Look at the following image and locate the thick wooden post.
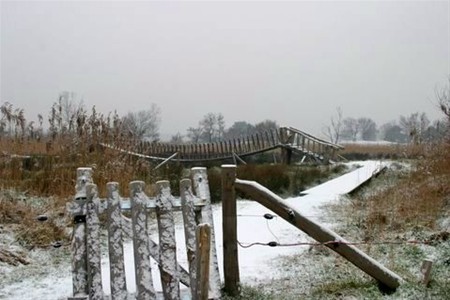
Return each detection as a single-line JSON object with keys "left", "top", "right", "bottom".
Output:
{"left": 106, "top": 182, "right": 127, "bottom": 300}
{"left": 196, "top": 224, "right": 211, "bottom": 300}
{"left": 221, "top": 165, "right": 240, "bottom": 296}
{"left": 71, "top": 167, "right": 92, "bottom": 298}
{"left": 191, "top": 167, "right": 221, "bottom": 299}
{"left": 156, "top": 181, "right": 180, "bottom": 300}
{"left": 86, "top": 184, "right": 103, "bottom": 300}
{"left": 180, "top": 179, "right": 198, "bottom": 298}
{"left": 130, "top": 181, "right": 156, "bottom": 300}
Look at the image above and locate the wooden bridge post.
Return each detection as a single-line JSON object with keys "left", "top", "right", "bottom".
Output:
{"left": 279, "top": 127, "right": 292, "bottom": 165}
{"left": 221, "top": 165, "right": 240, "bottom": 296}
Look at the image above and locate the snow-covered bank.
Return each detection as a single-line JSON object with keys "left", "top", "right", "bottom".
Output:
{"left": 0, "top": 161, "right": 386, "bottom": 299}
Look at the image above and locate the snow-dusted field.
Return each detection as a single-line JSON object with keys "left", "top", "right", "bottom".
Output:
{"left": 0, "top": 161, "right": 386, "bottom": 299}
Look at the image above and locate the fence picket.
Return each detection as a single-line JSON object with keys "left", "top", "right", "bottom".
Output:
{"left": 86, "top": 184, "right": 103, "bottom": 300}
{"left": 130, "top": 181, "right": 156, "bottom": 299}
{"left": 156, "top": 181, "right": 181, "bottom": 300}
{"left": 107, "top": 182, "right": 127, "bottom": 300}
{"left": 180, "top": 179, "right": 198, "bottom": 298}
{"left": 72, "top": 167, "right": 92, "bottom": 297}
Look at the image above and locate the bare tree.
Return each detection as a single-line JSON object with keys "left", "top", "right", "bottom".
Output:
{"left": 200, "top": 113, "right": 218, "bottom": 143}
{"left": 170, "top": 132, "right": 184, "bottom": 144}
{"left": 225, "top": 121, "right": 256, "bottom": 139}
{"left": 400, "top": 112, "right": 430, "bottom": 144}
{"left": 122, "top": 103, "right": 161, "bottom": 141}
{"left": 254, "top": 119, "right": 279, "bottom": 133}
{"left": 59, "top": 91, "right": 84, "bottom": 133}
{"left": 358, "top": 117, "right": 377, "bottom": 141}
{"left": 188, "top": 112, "right": 226, "bottom": 143}
{"left": 380, "top": 121, "right": 407, "bottom": 143}
{"left": 187, "top": 126, "right": 203, "bottom": 143}
{"left": 341, "top": 117, "right": 359, "bottom": 141}
{"left": 217, "top": 113, "right": 226, "bottom": 140}
{"left": 323, "top": 107, "right": 343, "bottom": 144}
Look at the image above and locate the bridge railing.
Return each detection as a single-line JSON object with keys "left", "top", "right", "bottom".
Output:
{"left": 103, "top": 126, "right": 343, "bottom": 164}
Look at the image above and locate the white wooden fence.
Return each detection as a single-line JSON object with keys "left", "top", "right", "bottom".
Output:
{"left": 67, "top": 167, "right": 220, "bottom": 300}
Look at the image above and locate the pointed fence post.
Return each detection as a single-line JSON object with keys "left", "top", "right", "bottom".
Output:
{"left": 86, "top": 183, "right": 103, "bottom": 300}
{"left": 155, "top": 181, "right": 180, "bottom": 300}
{"left": 130, "top": 181, "right": 156, "bottom": 299}
{"left": 71, "top": 167, "right": 92, "bottom": 298}
{"left": 221, "top": 165, "right": 240, "bottom": 296}
{"left": 107, "top": 182, "right": 127, "bottom": 300}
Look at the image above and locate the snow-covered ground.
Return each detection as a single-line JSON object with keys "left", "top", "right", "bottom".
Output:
{"left": 0, "top": 161, "right": 386, "bottom": 299}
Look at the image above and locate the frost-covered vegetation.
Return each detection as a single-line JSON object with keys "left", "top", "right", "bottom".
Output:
{"left": 1, "top": 89, "right": 450, "bottom": 298}
{"left": 225, "top": 142, "right": 449, "bottom": 299}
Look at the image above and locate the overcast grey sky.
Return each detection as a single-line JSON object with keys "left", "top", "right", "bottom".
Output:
{"left": 1, "top": 0, "right": 449, "bottom": 138}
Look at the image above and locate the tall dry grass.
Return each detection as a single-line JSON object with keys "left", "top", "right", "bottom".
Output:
{"left": 358, "top": 140, "right": 450, "bottom": 240}
{"left": 0, "top": 103, "right": 167, "bottom": 248}
{"left": 340, "top": 142, "right": 429, "bottom": 161}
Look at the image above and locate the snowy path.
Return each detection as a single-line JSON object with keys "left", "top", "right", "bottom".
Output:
{"left": 0, "top": 161, "right": 386, "bottom": 299}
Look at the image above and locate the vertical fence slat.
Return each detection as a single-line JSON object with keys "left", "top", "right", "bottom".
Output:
{"left": 107, "top": 182, "right": 127, "bottom": 300}
{"left": 86, "top": 183, "right": 104, "bottom": 300}
{"left": 196, "top": 224, "right": 211, "bottom": 300}
{"left": 180, "top": 179, "right": 198, "bottom": 298}
{"left": 221, "top": 165, "right": 240, "bottom": 296}
{"left": 191, "top": 167, "right": 221, "bottom": 299}
{"left": 130, "top": 181, "right": 156, "bottom": 300}
{"left": 156, "top": 181, "right": 180, "bottom": 300}
{"left": 72, "top": 167, "right": 92, "bottom": 297}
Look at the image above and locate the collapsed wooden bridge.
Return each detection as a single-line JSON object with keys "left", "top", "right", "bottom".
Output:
{"left": 103, "top": 126, "right": 343, "bottom": 165}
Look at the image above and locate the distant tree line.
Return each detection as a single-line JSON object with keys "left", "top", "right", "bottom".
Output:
{"left": 2, "top": 75, "right": 449, "bottom": 146}
{"left": 172, "top": 113, "right": 279, "bottom": 144}
{"left": 336, "top": 112, "right": 446, "bottom": 144}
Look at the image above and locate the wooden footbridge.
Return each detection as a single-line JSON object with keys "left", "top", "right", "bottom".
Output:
{"left": 102, "top": 126, "right": 343, "bottom": 165}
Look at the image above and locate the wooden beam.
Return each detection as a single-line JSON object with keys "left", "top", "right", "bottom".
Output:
{"left": 153, "top": 152, "right": 179, "bottom": 170}
{"left": 234, "top": 179, "right": 403, "bottom": 290}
